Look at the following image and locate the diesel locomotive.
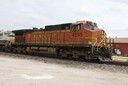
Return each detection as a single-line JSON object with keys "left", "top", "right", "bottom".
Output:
{"left": 1, "top": 21, "right": 113, "bottom": 62}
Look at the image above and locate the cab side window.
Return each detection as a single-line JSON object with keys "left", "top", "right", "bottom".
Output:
{"left": 71, "top": 24, "right": 81, "bottom": 30}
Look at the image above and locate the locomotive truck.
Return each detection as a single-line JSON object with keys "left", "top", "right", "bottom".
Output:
{"left": 1, "top": 21, "right": 112, "bottom": 62}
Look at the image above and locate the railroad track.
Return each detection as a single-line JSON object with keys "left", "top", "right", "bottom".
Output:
{"left": 106, "top": 61, "right": 128, "bottom": 66}
{"left": 0, "top": 51, "right": 128, "bottom": 74}
{"left": 0, "top": 51, "right": 128, "bottom": 66}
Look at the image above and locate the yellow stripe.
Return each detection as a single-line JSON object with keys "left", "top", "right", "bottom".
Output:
{"left": 26, "top": 42, "right": 88, "bottom": 45}
{"left": 85, "top": 36, "right": 97, "bottom": 39}
{"left": 32, "top": 30, "right": 70, "bottom": 34}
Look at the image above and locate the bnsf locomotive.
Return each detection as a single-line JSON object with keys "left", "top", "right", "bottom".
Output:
{"left": 1, "top": 21, "right": 112, "bottom": 62}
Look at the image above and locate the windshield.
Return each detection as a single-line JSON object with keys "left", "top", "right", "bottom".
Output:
{"left": 84, "top": 22, "right": 99, "bottom": 30}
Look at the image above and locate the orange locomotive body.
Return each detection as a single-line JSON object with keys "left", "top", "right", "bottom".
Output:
{"left": 12, "top": 21, "right": 112, "bottom": 61}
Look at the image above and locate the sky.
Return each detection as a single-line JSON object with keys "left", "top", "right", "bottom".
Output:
{"left": 0, "top": 0, "right": 128, "bottom": 37}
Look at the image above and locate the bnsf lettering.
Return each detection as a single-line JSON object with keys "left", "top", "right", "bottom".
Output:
{"left": 33, "top": 33, "right": 51, "bottom": 42}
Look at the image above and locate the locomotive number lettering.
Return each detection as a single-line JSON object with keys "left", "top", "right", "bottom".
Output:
{"left": 72, "top": 33, "right": 82, "bottom": 37}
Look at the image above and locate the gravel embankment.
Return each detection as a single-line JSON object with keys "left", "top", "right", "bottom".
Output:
{"left": 0, "top": 52, "right": 128, "bottom": 74}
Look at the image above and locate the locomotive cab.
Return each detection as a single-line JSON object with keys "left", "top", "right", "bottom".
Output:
{"left": 85, "top": 21, "right": 111, "bottom": 61}
{"left": 70, "top": 21, "right": 112, "bottom": 61}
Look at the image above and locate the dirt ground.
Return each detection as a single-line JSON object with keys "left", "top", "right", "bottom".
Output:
{"left": 0, "top": 53, "right": 128, "bottom": 85}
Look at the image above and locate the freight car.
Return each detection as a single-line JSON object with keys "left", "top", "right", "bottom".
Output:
{"left": 5, "top": 21, "right": 112, "bottom": 62}
{"left": 0, "top": 31, "right": 14, "bottom": 51}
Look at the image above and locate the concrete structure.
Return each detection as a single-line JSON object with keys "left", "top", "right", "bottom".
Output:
{"left": 112, "top": 38, "right": 128, "bottom": 56}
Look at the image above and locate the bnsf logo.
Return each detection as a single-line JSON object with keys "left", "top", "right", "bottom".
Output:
{"left": 33, "top": 33, "right": 51, "bottom": 42}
